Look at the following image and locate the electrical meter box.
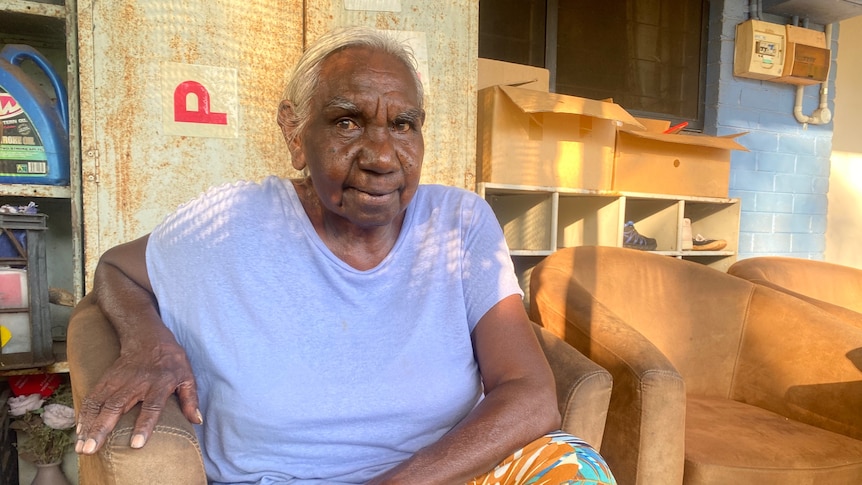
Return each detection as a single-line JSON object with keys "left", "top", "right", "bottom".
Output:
{"left": 773, "top": 24, "right": 829, "bottom": 85}
{"left": 734, "top": 19, "right": 786, "bottom": 80}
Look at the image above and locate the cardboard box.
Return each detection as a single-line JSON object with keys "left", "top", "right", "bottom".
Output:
{"left": 477, "top": 85, "right": 644, "bottom": 189}
{"left": 478, "top": 58, "right": 550, "bottom": 92}
{"left": 613, "top": 119, "right": 748, "bottom": 198}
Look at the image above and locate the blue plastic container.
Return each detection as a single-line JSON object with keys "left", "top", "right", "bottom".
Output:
{"left": 0, "top": 44, "right": 70, "bottom": 185}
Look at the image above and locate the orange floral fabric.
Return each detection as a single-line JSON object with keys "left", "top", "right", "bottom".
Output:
{"left": 468, "top": 431, "right": 616, "bottom": 485}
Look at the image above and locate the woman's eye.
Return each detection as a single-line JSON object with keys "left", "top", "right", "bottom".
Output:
{"left": 336, "top": 119, "right": 358, "bottom": 130}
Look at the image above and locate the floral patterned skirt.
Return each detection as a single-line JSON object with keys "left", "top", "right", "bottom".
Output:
{"left": 468, "top": 431, "right": 617, "bottom": 485}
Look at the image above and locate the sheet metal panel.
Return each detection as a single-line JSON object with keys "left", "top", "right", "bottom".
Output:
{"left": 78, "top": 0, "right": 478, "bottom": 286}
{"left": 78, "top": 0, "right": 304, "bottom": 284}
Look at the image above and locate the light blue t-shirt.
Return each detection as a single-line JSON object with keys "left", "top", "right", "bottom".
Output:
{"left": 146, "top": 176, "right": 523, "bottom": 484}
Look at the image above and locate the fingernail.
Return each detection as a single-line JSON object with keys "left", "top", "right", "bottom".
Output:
{"left": 130, "top": 434, "right": 146, "bottom": 449}
{"left": 83, "top": 439, "right": 98, "bottom": 454}
{"left": 195, "top": 409, "right": 203, "bottom": 424}
{"left": 75, "top": 439, "right": 84, "bottom": 454}
{"left": 76, "top": 423, "right": 82, "bottom": 435}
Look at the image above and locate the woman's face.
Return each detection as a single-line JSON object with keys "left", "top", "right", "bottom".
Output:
{"left": 289, "top": 46, "right": 425, "bottom": 231}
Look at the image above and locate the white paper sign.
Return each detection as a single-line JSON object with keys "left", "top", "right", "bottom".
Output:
{"left": 380, "top": 30, "right": 431, "bottom": 97}
{"left": 345, "top": 0, "right": 402, "bottom": 12}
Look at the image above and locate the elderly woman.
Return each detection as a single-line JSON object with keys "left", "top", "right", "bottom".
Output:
{"left": 74, "top": 27, "right": 616, "bottom": 484}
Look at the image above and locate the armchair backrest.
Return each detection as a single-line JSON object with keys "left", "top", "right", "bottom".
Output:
{"left": 728, "top": 256, "right": 862, "bottom": 315}
{"left": 728, "top": 284, "right": 862, "bottom": 441}
{"left": 531, "top": 246, "right": 756, "bottom": 397}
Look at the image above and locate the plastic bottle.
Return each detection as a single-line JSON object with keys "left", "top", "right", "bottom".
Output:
{"left": 0, "top": 44, "right": 70, "bottom": 185}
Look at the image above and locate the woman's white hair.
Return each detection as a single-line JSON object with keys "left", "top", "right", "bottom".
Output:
{"left": 281, "top": 26, "right": 424, "bottom": 143}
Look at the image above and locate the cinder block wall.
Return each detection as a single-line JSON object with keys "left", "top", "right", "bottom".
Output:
{"left": 706, "top": 0, "right": 836, "bottom": 260}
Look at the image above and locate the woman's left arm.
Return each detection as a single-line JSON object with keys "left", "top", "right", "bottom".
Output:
{"left": 368, "top": 294, "right": 561, "bottom": 485}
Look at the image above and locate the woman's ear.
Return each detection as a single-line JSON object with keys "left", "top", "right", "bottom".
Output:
{"left": 278, "top": 100, "right": 305, "bottom": 171}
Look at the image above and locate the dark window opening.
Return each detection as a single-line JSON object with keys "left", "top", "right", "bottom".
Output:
{"left": 479, "top": 0, "right": 709, "bottom": 131}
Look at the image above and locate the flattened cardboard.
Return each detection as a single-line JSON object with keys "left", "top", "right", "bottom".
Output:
{"left": 613, "top": 119, "right": 748, "bottom": 198}
{"left": 477, "top": 85, "right": 644, "bottom": 189}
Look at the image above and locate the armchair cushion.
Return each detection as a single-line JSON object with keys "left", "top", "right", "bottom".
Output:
{"left": 684, "top": 396, "right": 862, "bottom": 484}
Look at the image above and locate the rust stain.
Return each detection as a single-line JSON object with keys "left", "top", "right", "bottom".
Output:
{"left": 222, "top": 0, "right": 302, "bottom": 177}
{"left": 168, "top": 34, "right": 181, "bottom": 52}
{"left": 98, "top": 0, "right": 150, "bottom": 235}
{"left": 374, "top": 12, "right": 402, "bottom": 30}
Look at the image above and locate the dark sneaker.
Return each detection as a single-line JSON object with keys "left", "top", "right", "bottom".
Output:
{"left": 692, "top": 234, "right": 727, "bottom": 251}
{"left": 623, "top": 221, "right": 658, "bottom": 251}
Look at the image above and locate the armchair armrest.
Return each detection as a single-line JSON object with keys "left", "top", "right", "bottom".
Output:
{"left": 67, "top": 294, "right": 207, "bottom": 485}
{"left": 531, "top": 277, "right": 686, "bottom": 485}
{"left": 532, "top": 322, "right": 611, "bottom": 449}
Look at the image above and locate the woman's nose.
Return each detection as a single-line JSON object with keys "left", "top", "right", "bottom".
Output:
{"left": 358, "top": 127, "right": 398, "bottom": 172}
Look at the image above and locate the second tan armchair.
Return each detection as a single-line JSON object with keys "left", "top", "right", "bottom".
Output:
{"left": 530, "top": 246, "right": 862, "bottom": 485}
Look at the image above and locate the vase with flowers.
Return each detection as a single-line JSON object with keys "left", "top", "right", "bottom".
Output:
{"left": 6, "top": 378, "right": 75, "bottom": 485}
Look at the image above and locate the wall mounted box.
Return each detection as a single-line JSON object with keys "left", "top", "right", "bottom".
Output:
{"left": 773, "top": 24, "right": 830, "bottom": 85}
{"left": 477, "top": 85, "right": 643, "bottom": 190}
{"left": 612, "top": 119, "right": 749, "bottom": 198}
{"left": 734, "top": 19, "right": 787, "bottom": 80}
{"left": 478, "top": 58, "right": 550, "bottom": 92}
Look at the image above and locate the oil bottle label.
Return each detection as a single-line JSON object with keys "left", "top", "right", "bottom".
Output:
{"left": 0, "top": 89, "right": 48, "bottom": 177}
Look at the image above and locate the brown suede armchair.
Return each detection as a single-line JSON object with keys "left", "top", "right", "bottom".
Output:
{"left": 529, "top": 246, "right": 862, "bottom": 485}
{"left": 68, "top": 293, "right": 614, "bottom": 484}
{"left": 728, "top": 256, "right": 862, "bottom": 327}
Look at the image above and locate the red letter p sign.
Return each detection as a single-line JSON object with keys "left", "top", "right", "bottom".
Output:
{"left": 174, "top": 81, "right": 228, "bottom": 125}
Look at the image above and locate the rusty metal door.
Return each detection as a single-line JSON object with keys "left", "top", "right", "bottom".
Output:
{"left": 77, "top": 0, "right": 478, "bottom": 288}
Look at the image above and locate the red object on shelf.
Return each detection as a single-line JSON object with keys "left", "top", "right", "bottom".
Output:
{"left": 8, "top": 373, "right": 61, "bottom": 397}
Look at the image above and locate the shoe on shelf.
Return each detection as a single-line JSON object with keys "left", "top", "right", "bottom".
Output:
{"left": 692, "top": 234, "right": 727, "bottom": 251}
{"left": 623, "top": 221, "right": 658, "bottom": 251}
{"left": 681, "top": 218, "right": 693, "bottom": 250}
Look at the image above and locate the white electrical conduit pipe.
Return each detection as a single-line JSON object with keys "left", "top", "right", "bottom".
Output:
{"left": 794, "top": 23, "right": 833, "bottom": 126}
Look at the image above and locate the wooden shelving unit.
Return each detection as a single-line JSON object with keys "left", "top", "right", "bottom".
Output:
{"left": 0, "top": 0, "right": 81, "bottom": 377}
{"left": 478, "top": 182, "right": 741, "bottom": 306}
{"left": 1, "top": 0, "right": 82, "bottom": 479}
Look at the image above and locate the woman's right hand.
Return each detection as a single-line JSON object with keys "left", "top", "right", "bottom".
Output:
{"left": 74, "top": 307, "right": 201, "bottom": 454}
{"left": 75, "top": 235, "right": 202, "bottom": 454}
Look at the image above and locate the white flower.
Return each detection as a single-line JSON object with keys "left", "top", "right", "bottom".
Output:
{"left": 7, "top": 394, "right": 44, "bottom": 417}
{"left": 42, "top": 404, "right": 76, "bottom": 430}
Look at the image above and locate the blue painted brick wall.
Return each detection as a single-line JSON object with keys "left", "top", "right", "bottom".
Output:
{"left": 707, "top": 0, "right": 836, "bottom": 261}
